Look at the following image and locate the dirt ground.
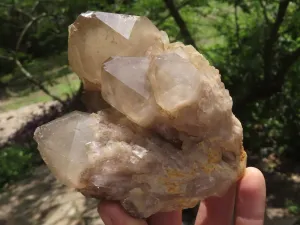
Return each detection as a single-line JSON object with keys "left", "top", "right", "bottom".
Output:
{"left": 0, "top": 101, "right": 60, "bottom": 147}
{"left": 0, "top": 166, "right": 104, "bottom": 225}
{"left": 0, "top": 103, "right": 299, "bottom": 225}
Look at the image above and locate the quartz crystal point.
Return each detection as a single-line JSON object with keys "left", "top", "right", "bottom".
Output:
{"left": 68, "top": 11, "right": 162, "bottom": 90}
{"left": 34, "top": 11, "right": 247, "bottom": 218}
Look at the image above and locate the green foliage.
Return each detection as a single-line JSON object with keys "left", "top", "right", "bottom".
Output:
{"left": 0, "top": 52, "right": 73, "bottom": 100}
{"left": 1, "top": 73, "right": 80, "bottom": 112}
{"left": 0, "top": 145, "right": 35, "bottom": 188}
{"left": 285, "top": 199, "right": 300, "bottom": 215}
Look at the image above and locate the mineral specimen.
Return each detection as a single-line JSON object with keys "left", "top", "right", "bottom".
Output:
{"left": 34, "top": 11, "right": 247, "bottom": 218}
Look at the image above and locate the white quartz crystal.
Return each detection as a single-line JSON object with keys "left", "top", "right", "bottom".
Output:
{"left": 34, "top": 11, "right": 247, "bottom": 218}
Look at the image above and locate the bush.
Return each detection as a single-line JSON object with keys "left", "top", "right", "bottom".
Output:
{"left": 0, "top": 145, "right": 35, "bottom": 189}
{"left": 286, "top": 199, "right": 300, "bottom": 216}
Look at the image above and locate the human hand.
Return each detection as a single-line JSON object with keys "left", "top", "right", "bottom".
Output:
{"left": 98, "top": 167, "right": 266, "bottom": 225}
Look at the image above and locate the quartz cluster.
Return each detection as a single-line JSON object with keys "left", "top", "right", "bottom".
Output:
{"left": 34, "top": 11, "right": 247, "bottom": 218}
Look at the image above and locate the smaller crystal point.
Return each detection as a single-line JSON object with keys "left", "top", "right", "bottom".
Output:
{"left": 101, "top": 56, "right": 159, "bottom": 127}
{"left": 33, "top": 111, "right": 98, "bottom": 188}
{"left": 149, "top": 53, "right": 200, "bottom": 113}
{"left": 103, "top": 56, "right": 150, "bottom": 98}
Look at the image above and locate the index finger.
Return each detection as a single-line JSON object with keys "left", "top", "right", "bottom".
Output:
{"left": 98, "top": 201, "right": 147, "bottom": 225}
{"left": 234, "top": 167, "right": 266, "bottom": 225}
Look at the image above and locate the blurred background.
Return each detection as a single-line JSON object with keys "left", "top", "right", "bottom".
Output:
{"left": 0, "top": 0, "right": 299, "bottom": 224}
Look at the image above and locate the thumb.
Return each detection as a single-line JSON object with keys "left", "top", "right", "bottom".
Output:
{"left": 98, "top": 201, "right": 147, "bottom": 225}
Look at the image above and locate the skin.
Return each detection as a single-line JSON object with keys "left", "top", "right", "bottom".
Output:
{"left": 98, "top": 167, "right": 266, "bottom": 225}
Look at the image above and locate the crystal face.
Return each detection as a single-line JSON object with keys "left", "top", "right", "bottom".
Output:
{"left": 68, "top": 11, "right": 162, "bottom": 89}
{"left": 34, "top": 11, "right": 247, "bottom": 218}
{"left": 149, "top": 53, "right": 201, "bottom": 112}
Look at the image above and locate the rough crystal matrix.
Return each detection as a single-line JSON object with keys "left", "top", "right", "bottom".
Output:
{"left": 34, "top": 11, "right": 247, "bottom": 218}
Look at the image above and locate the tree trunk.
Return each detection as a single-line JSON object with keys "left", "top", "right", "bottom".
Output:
{"left": 163, "top": 0, "right": 197, "bottom": 49}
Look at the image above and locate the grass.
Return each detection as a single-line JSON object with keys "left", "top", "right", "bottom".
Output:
{"left": 0, "top": 144, "right": 35, "bottom": 190}
{"left": 286, "top": 199, "right": 300, "bottom": 216}
{"left": 0, "top": 73, "right": 80, "bottom": 112}
{"left": 1, "top": 52, "right": 72, "bottom": 97}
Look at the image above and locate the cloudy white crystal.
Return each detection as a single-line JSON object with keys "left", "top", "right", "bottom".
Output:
{"left": 103, "top": 56, "right": 151, "bottom": 98}
{"left": 34, "top": 11, "right": 247, "bottom": 218}
{"left": 149, "top": 53, "right": 200, "bottom": 112}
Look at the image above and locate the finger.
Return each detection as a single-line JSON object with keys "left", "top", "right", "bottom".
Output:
{"left": 98, "top": 201, "right": 147, "bottom": 225}
{"left": 234, "top": 167, "right": 266, "bottom": 225}
{"left": 147, "top": 211, "right": 182, "bottom": 225}
{"left": 195, "top": 182, "right": 236, "bottom": 225}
